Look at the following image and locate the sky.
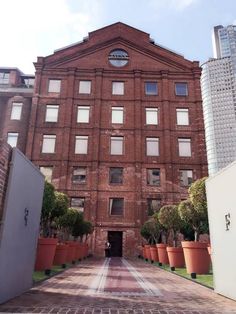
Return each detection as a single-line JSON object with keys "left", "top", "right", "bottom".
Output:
{"left": 1, "top": 0, "right": 236, "bottom": 74}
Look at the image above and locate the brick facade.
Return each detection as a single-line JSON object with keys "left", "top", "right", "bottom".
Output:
{"left": 0, "top": 23, "right": 208, "bottom": 256}
{"left": 0, "top": 140, "right": 12, "bottom": 219}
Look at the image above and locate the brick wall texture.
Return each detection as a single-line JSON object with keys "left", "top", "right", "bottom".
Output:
{"left": 0, "top": 23, "right": 208, "bottom": 256}
{"left": 0, "top": 140, "right": 11, "bottom": 219}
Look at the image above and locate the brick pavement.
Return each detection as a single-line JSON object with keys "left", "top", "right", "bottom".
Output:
{"left": 0, "top": 257, "right": 236, "bottom": 314}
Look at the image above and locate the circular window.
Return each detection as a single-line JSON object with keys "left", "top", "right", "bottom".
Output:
{"left": 109, "top": 49, "right": 129, "bottom": 67}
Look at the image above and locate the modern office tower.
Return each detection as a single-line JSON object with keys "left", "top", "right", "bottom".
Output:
{"left": 0, "top": 23, "right": 207, "bottom": 256}
{"left": 202, "top": 24, "right": 236, "bottom": 176}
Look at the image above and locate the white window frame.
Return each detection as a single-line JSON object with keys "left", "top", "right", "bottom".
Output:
{"left": 11, "top": 103, "right": 23, "bottom": 120}
{"left": 77, "top": 106, "right": 90, "bottom": 123}
{"left": 7, "top": 132, "right": 18, "bottom": 147}
{"left": 71, "top": 197, "right": 85, "bottom": 212}
{"left": 45, "top": 105, "right": 59, "bottom": 122}
{"left": 176, "top": 108, "right": 189, "bottom": 125}
{"left": 180, "top": 169, "right": 193, "bottom": 187}
{"left": 145, "top": 82, "right": 158, "bottom": 95}
{"left": 175, "top": 83, "right": 188, "bottom": 96}
{"left": 146, "top": 108, "right": 158, "bottom": 125}
{"left": 79, "top": 81, "right": 91, "bottom": 94}
{"left": 178, "top": 138, "right": 191, "bottom": 157}
{"left": 112, "top": 107, "right": 124, "bottom": 124}
{"left": 75, "top": 136, "right": 88, "bottom": 154}
{"left": 48, "top": 79, "right": 61, "bottom": 93}
{"left": 146, "top": 137, "right": 159, "bottom": 156}
{"left": 112, "top": 82, "right": 124, "bottom": 95}
{"left": 110, "top": 136, "right": 124, "bottom": 155}
{"left": 42, "top": 135, "right": 56, "bottom": 153}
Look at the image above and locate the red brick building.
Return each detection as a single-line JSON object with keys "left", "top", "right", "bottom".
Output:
{"left": 0, "top": 23, "right": 207, "bottom": 256}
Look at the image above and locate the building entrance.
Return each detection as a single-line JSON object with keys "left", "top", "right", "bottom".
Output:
{"left": 108, "top": 231, "right": 123, "bottom": 257}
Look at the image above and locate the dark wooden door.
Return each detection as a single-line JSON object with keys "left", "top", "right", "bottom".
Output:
{"left": 108, "top": 231, "right": 123, "bottom": 257}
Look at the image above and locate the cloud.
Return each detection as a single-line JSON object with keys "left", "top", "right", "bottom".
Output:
{"left": 0, "top": 0, "right": 103, "bottom": 73}
{"left": 149, "top": 0, "right": 199, "bottom": 12}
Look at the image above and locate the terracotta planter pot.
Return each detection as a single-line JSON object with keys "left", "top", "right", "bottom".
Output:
{"left": 142, "top": 246, "right": 146, "bottom": 259}
{"left": 53, "top": 243, "right": 68, "bottom": 266}
{"left": 207, "top": 245, "right": 212, "bottom": 261}
{"left": 76, "top": 242, "right": 83, "bottom": 260}
{"left": 66, "top": 241, "right": 77, "bottom": 263}
{"left": 81, "top": 243, "right": 88, "bottom": 258}
{"left": 150, "top": 245, "right": 159, "bottom": 262}
{"left": 35, "top": 238, "right": 58, "bottom": 271}
{"left": 167, "top": 246, "right": 185, "bottom": 268}
{"left": 182, "top": 241, "right": 211, "bottom": 274}
{"left": 156, "top": 244, "right": 169, "bottom": 265}
{"left": 144, "top": 245, "right": 151, "bottom": 260}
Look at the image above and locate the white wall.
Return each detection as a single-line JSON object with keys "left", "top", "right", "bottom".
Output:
{"left": 0, "top": 148, "right": 44, "bottom": 304}
{"left": 206, "top": 161, "right": 236, "bottom": 301}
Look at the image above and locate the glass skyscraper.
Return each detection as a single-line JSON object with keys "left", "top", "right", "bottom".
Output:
{"left": 201, "top": 25, "right": 236, "bottom": 175}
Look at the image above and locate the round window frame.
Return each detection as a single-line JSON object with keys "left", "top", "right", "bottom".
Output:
{"left": 108, "top": 49, "right": 129, "bottom": 67}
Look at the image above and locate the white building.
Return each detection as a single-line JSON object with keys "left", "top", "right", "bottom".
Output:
{"left": 201, "top": 25, "right": 236, "bottom": 176}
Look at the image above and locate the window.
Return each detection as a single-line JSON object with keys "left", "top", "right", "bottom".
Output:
{"left": 40, "top": 167, "right": 53, "bottom": 182}
{"left": 72, "top": 167, "right": 87, "bottom": 184}
{"left": 178, "top": 138, "right": 191, "bottom": 157}
{"left": 112, "top": 107, "right": 124, "bottom": 124}
{"left": 42, "top": 135, "right": 56, "bottom": 153}
{"left": 146, "top": 137, "right": 159, "bottom": 156}
{"left": 111, "top": 136, "right": 123, "bottom": 155}
{"left": 109, "top": 49, "right": 129, "bottom": 67}
{"left": 109, "top": 168, "right": 123, "bottom": 184}
{"left": 180, "top": 169, "right": 193, "bottom": 187}
{"left": 75, "top": 136, "right": 88, "bottom": 154}
{"left": 109, "top": 198, "right": 124, "bottom": 215}
{"left": 147, "top": 169, "right": 160, "bottom": 186}
{"left": 79, "top": 81, "right": 91, "bottom": 94}
{"left": 145, "top": 82, "right": 158, "bottom": 95}
{"left": 11, "top": 103, "right": 23, "bottom": 120}
{"left": 112, "top": 82, "right": 124, "bottom": 95}
{"left": 7, "top": 133, "right": 18, "bottom": 147}
{"left": 77, "top": 106, "right": 90, "bottom": 123}
{"left": 48, "top": 79, "right": 61, "bottom": 93}
{"left": 146, "top": 108, "right": 158, "bottom": 125}
{"left": 0, "top": 72, "right": 9, "bottom": 84}
{"left": 45, "top": 105, "right": 59, "bottom": 122}
{"left": 23, "top": 77, "right": 34, "bottom": 88}
{"left": 175, "top": 83, "right": 188, "bottom": 96}
{"left": 71, "top": 197, "right": 85, "bottom": 212}
{"left": 147, "top": 199, "right": 161, "bottom": 216}
{"left": 176, "top": 108, "right": 189, "bottom": 125}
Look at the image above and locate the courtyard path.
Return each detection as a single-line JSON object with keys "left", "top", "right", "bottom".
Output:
{"left": 1, "top": 257, "right": 236, "bottom": 314}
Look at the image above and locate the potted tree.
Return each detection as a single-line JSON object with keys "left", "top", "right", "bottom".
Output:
{"left": 72, "top": 212, "right": 93, "bottom": 260}
{"left": 178, "top": 177, "right": 210, "bottom": 277}
{"left": 57, "top": 208, "right": 78, "bottom": 264}
{"left": 140, "top": 217, "right": 161, "bottom": 263}
{"left": 35, "top": 182, "right": 58, "bottom": 274}
{"left": 158, "top": 205, "right": 185, "bottom": 271}
{"left": 53, "top": 192, "right": 70, "bottom": 268}
{"left": 153, "top": 211, "right": 169, "bottom": 266}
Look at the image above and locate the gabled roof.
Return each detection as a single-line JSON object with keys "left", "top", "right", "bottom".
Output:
{"left": 35, "top": 22, "right": 198, "bottom": 71}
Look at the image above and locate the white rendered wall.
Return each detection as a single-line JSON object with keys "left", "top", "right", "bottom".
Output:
{"left": 206, "top": 161, "right": 236, "bottom": 301}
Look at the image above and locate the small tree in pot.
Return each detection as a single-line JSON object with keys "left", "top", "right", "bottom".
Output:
{"left": 36, "top": 182, "right": 69, "bottom": 273}
{"left": 158, "top": 205, "right": 185, "bottom": 270}
{"left": 178, "top": 177, "right": 210, "bottom": 277}
{"left": 140, "top": 217, "right": 161, "bottom": 262}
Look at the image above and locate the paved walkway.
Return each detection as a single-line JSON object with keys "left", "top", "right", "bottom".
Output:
{"left": 1, "top": 257, "right": 236, "bottom": 314}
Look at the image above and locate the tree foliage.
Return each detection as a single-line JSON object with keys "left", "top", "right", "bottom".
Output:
{"left": 158, "top": 205, "right": 183, "bottom": 246}
{"left": 140, "top": 217, "right": 162, "bottom": 244}
{"left": 189, "top": 177, "right": 208, "bottom": 217}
